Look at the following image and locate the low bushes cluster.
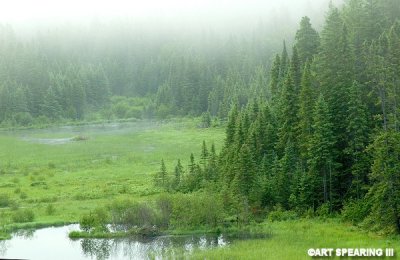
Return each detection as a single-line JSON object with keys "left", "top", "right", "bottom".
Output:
{"left": 76, "top": 192, "right": 225, "bottom": 236}
{"left": 268, "top": 207, "right": 298, "bottom": 222}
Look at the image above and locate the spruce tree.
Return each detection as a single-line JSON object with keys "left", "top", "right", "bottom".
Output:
{"left": 295, "top": 16, "right": 320, "bottom": 65}
{"left": 308, "top": 94, "right": 335, "bottom": 210}
{"left": 172, "top": 159, "right": 183, "bottom": 190}
{"left": 225, "top": 103, "right": 239, "bottom": 146}
{"left": 298, "top": 61, "right": 314, "bottom": 167}
{"left": 200, "top": 140, "right": 209, "bottom": 167}
{"left": 236, "top": 144, "right": 255, "bottom": 198}
{"left": 345, "top": 81, "right": 369, "bottom": 199}
{"left": 154, "top": 159, "right": 168, "bottom": 189}
{"left": 277, "top": 69, "right": 299, "bottom": 155}
{"left": 366, "top": 131, "right": 400, "bottom": 234}
{"left": 269, "top": 54, "right": 281, "bottom": 101}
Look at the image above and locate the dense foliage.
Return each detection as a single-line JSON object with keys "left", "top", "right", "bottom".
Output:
{"left": 0, "top": 16, "right": 298, "bottom": 127}
{"left": 159, "top": 0, "right": 400, "bottom": 234}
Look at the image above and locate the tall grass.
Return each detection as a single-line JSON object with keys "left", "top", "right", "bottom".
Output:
{"left": 190, "top": 219, "right": 400, "bottom": 259}
{"left": 0, "top": 119, "right": 225, "bottom": 229}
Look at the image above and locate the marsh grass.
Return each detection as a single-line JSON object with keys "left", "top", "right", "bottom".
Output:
{"left": 190, "top": 218, "right": 400, "bottom": 259}
{"left": 0, "top": 118, "right": 225, "bottom": 232}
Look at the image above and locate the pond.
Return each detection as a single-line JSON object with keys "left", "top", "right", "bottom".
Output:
{"left": 0, "top": 225, "right": 235, "bottom": 260}
{"left": 16, "top": 120, "right": 161, "bottom": 145}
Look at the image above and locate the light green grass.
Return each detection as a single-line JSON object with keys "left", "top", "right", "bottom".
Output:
{"left": 0, "top": 118, "right": 225, "bottom": 226}
{"left": 190, "top": 219, "right": 400, "bottom": 259}
{"left": 1, "top": 118, "right": 400, "bottom": 260}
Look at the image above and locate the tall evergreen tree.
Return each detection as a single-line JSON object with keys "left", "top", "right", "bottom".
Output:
{"left": 295, "top": 16, "right": 320, "bottom": 65}
{"left": 154, "top": 159, "right": 168, "bottom": 189}
{"left": 277, "top": 68, "right": 300, "bottom": 155}
{"left": 298, "top": 61, "right": 314, "bottom": 167}
{"left": 345, "top": 81, "right": 369, "bottom": 199}
{"left": 308, "top": 94, "right": 335, "bottom": 210}
{"left": 366, "top": 131, "right": 400, "bottom": 234}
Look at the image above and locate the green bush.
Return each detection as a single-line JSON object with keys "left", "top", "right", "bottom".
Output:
{"left": 200, "top": 112, "right": 211, "bottom": 128}
{"left": 268, "top": 206, "right": 298, "bottom": 222}
{"left": 315, "top": 203, "right": 331, "bottom": 217}
{"left": 12, "top": 209, "right": 35, "bottom": 223}
{"left": 126, "top": 107, "right": 142, "bottom": 119}
{"left": 14, "top": 112, "right": 33, "bottom": 126}
{"left": 156, "top": 194, "right": 173, "bottom": 228}
{"left": 80, "top": 208, "right": 109, "bottom": 233}
{"left": 80, "top": 213, "right": 97, "bottom": 232}
{"left": 169, "top": 192, "right": 224, "bottom": 228}
{"left": 109, "top": 200, "right": 157, "bottom": 230}
{"left": 341, "top": 199, "right": 370, "bottom": 225}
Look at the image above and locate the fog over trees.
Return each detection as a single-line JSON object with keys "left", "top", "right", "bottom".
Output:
{"left": 0, "top": 0, "right": 341, "bottom": 125}
{"left": 2, "top": 0, "right": 400, "bottom": 237}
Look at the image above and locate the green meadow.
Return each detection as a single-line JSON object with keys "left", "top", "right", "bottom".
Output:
{"left": 1, "top": 119, "right": 400, "bottom": 259}
{"left": 190, "top": 219, "right": 400, "bottom": 260}
{"left": 0, "top": 118, "right": 224, "bottom": 226}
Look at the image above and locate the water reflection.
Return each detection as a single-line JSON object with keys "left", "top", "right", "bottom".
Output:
{"left": 0, "top": 225, "right": 236, "bottom": 260}
{"left": 81, "top": 239, "right": 112, "bottom": 260}
{"left": 13, "top": 228, "right": 35, "bottom": 239}
{"left": 77, "top": 234, "right": 229, "bottom": 260}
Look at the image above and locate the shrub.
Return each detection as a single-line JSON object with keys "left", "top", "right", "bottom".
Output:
{"left": 14, "top": 112, "right": 33, "bottom": 126}
{"left": 200, "top": 112, "right": 211, "bottom": 128}
{"left": 268, "top": 206, "right": 298, "bottom": 222}
{"left": 169, "top": 192, "right": 224, "bottom": 228}
{"left": 80, "top": 208, "right": 109, "bottom": 233}
{"left": 12, "top": 209, "right": 35, "bottom": 223}
{"left": 80, "top": 213, "right": 97, "bottom": 232}
{"left": 341, "top": 199, "right": 370, "bottom": 225}
{"left": 109, "top": 200, "right": 157, "bottom": 230}
{"left": 156, "top": 194, "right": 173, "bottom": 228}
{"left": 126, "top": 107, "right": 142, "bottom": 119}
{"left": 315, "top": 203, "right": 331, "bottom": 217}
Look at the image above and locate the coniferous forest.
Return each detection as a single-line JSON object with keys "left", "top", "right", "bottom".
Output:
{"left": 154, "top": 0, "right": 400, "bottom": 235}
{"left": 0, "top": 13, "right": 287, "bottom": 125}
{"left": 2, "top": 0, "right": 400, "bottom": 259}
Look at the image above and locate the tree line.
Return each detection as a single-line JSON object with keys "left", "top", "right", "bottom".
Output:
{"left": 0, "top": 17, "right": 295, "bottom": 127}
{"left": 157, "top": 0, "right": 400, "bottom": 234}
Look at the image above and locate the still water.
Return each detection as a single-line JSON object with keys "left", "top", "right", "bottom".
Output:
{"left": 0, "top": 225, "right": 230, "bottom": 260}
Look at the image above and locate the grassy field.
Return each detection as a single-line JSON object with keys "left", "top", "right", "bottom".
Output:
{"left": 2, "top": 118, "right": 400, "bottom": 259}
{"left": 190, "top": 219, "right": 400, "bottom": 259}
{"left": 0, "top": 118, "right": 225, "bottom": 226}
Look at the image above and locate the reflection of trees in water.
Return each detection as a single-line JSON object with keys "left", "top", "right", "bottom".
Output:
{"left": 14, "top": 229, "right": 35, "bottom": 239}
{"left": 78, "top": 234, "right": 228, "bottom": 259}
{"left": 81, "top": 239, "right": 111, "bottom": 260}
{"left": 0, "top": 240, "right": 8, "bottom": 256}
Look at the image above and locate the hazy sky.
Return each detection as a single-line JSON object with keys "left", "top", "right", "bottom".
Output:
{"left": 1, "top": 0, "right": 344, "bottom": 24}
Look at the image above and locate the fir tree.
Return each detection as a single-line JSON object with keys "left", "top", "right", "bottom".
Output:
{"left": 298, "top": 60, "right": 314, "bottom": 167}
{"left": 345, "top": 81, "right": 369, "bottom": 199}
{"left": 154, "top": 159, "right": 168, "bottom": 189}
{"left": 295, "top": 16, "right": 320, "bottom": 65}
{"left": 308, "top": 94, "right": 335, "bottom": 210}
{"left": 366, "top": 131, "right": 400, "bottom": 234}
{"left": 172, "top": 159, "right": 183, "bottom": 190}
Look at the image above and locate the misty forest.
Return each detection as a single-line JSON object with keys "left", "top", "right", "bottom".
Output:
{"left": 1, "top": 0, "right": 400, "bottom": 259}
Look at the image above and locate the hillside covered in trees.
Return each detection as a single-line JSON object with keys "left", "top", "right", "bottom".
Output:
{"left": 155, "top": 0, "right": 400, "bottom": 234}
{"left": 0, "top": 13, "right": 301, "bottom": 126}
{"left": 0, "top": 0, "right": 347, "bottom": 127}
